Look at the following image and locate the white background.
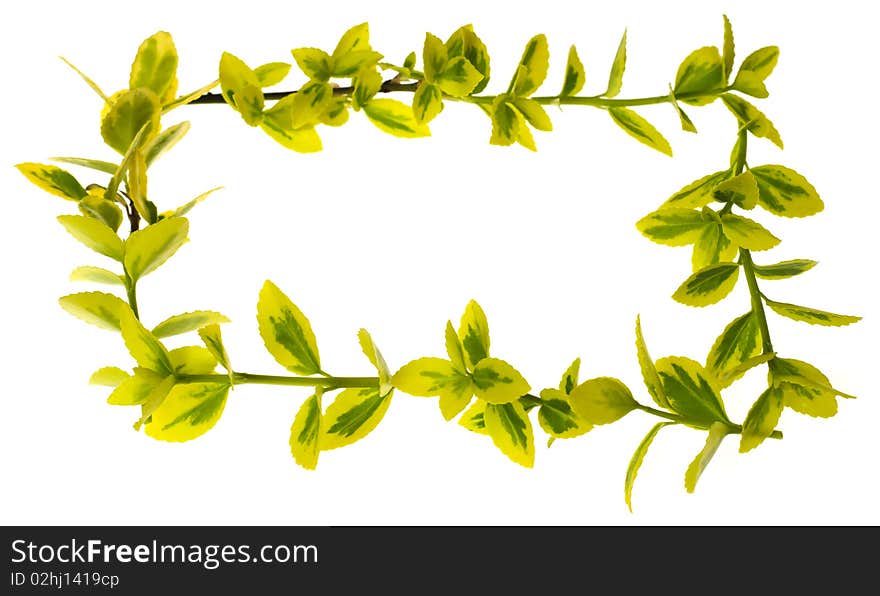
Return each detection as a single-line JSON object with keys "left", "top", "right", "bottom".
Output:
{"left": 1, "top": 0, "right": 877, "bottom": 525}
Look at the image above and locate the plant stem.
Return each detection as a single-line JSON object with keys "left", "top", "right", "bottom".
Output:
{"left": 637, "top": 404, "right": 782, "bottom": 439}
{"left": 177, "top": 372, "right": 378, "bottom": 389}
{"left": 125, "top": 276, "right": 140, "bottom": 319}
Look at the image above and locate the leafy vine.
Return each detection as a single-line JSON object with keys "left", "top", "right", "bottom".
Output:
{"left": 16, "top": 17, "right": 859, "bottom": 510}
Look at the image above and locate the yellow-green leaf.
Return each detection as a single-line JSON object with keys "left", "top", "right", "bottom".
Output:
{"left": 16, "top": 163, "right": 87, "bottom": 200}
{"left": 445, "top": 25, "right": 490, "bottom": 93}
{"left": 321, "top": 386, "right": 392, "bottom": 450}
{"left": 662, "top": 170, "right": 730, "bottom": 209}
{"left": 608, "top": 107, "right": 672, "bottom": 156}
{"left": 484, "top": 401, "right": 535, "bottom": 468}
{"left": 257, "top": 280, "right": 321, "bottom": 375}
{"left": 636, "top": 208, "right": 706, "bottom": 246}
{"left": 445, "top": 321, "right": 468, "bottom": 374}
{"left": 59, "top": 56, "right": 109, "bottom": 103}
{"left": 422, "top": 33, "right": 448, "bottom": 82}
{"left": 168, "top": 346, "right": 217, "bottom": 376}
{"left": 50, "top": 156, "right": 119, "bottom": 176}
{"left": 722, "top": 15, "right": 735, "bottom": 82}
{"left": 684, "top": 422, "right": 729, "bottom": 493}
{"left": 673, "top": 262, "right": 740, "bottom": 307}
{"left": 198, "top": 324, "right": 233, "bottom": 385}
{"left": 713, "top": 170, "right": 759, "bottom": 210}
{"left": 770, "top": 358, "right": 849, "bottom": 418}
{"left": 512, "top": 34, "right": 549, "bottom": 96}
{"left": 537, "top": 389, "right": 590, "bottom": 439}
{"left": 165, "top": 187, "right": 223, "bottom": 219}
{"left": 134, "top": 375, "right": 176, "bottom": 430}
{"left": 333, "top": 50, "right": 383, "bottom": 78}
{"left": 635, "top": 316, "right": 669, "bottom": 410}
{"left": 459, "top": 400, "right": 488, "bottom": 434}
{"left": 691, "top": 216, "right": 736, "bottom": 272}
{"left": 513, "top": 97, "right": 552, "bottom": 132}
{"left": 625, "top": 422, "right": 672, "bottom": 512}
{"left": 332, "top": 23, "right": 372, "bottom": 60}
{"left": 59, "top": 291, "right": 128, "bottom": 331}
{"left": 733, "top": 46, "right": 779, "bottom": 98}
{"left": 290, "top": 392, "right": 322, "bottom": 470}
{"left": 219, "top": 52, "right": 263, "bottom": 125}
{"left": 560, "top": 45, "right": 586, "bottom": 97}
{"left": 90, "top": 366, "right": 129, "bottom": 387}
{"left": 412, "top": 82, "right": 443, "bottom": 125}
{"left": 291, "top": 48, "right": 332, "bottom": 81}
{"left": 716, "top": 353, "right": 775, "bottom": 388}
{"left": 670, "top": 97, "right": 698, "bottom": 133}
{"left": 603, "top": 29, "right": 629, "bottom": 97}
{"left": 152, "top": 311, "right": 229, "bottom": 339}
{"left": 352, "top": 68, "right": 383, "bottom": 110}
{"left": 674, "top": 46, "right": 724, "bottom": 105}
{"left": 706, "top": 312, "right": 762, "bottom": 384}
{"left": 655, "top": 357, "right": 729, "bottom": 425}
{"left": 145, "top": 382, "right": 229, "bottom": 442}
{"left": 101, "top": 88, "right": 161, "bottom": 154}
{"left": 143, "top": 121, "right": 190, "bottom": 167}
{"left": 569, "top": 377, "right": 637, "bottom": 425}
{"left": 721, "top": 214, "right": 780, "bottom": 250}
{"left": 559, "top": 357, "right": 581, "bottom": 394}
{"left": 291, "top": 81, "right": 334, "bottom": 128}
{"left": 358, "top": 328, "right": 392, "bottom": 396}
{"left": 57, "top": 215, "right": 124, "bottom": 261}
{"left": 765, "top": 299, "right": 861, "bottom": 327}
{"left": 752, "top": 259, "right": 817, "bottom": 280}
{"left": 391, "top": 357, "right": 473, "bottom": 420}
{"left": 130, "top": 31, "right": 178, "bottom": 103}
{"left": 70, "top": 266, "right": 124, "bottom": 286}
{"left": 721, "top": 94, "right": 783, "bottom": 148}
{"left": 489, "top": 97, "right": 520, "bottom": 147}
{"left": 458, "top": 299, "right": 490, "bottom": 370}
{"left": 740, "top": 386, "right": 784, "bottom": 453}
{"left": 261, "top": 95, "right": 323, "bottom": 153}
{"left": 437, "top": 57, "right": 483, "bottom": 97}
{"left": 254, "top": 62, "right": 291, "bottom": 87}
{"left": 119, "top": 308, "right": 172, "bottom": 375}
{"left": 107, "top": 367, "right": 164, "bottom": 405}
{"left": 471, "top": 358, "right": 530, "bottom": 404}
{"left": 123, "top": 216, "right": 189, "bottom": 282}
{"left": 78, "top": 191, "right": 123, "bottom": 232}
{"left": 363, "top": 99, "right": 430, "bottom": 138}
{"left": 750, "top": 165, "right": 824, "bottom": 218}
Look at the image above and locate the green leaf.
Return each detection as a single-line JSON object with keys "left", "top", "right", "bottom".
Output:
{"left": 674, "top": 46, "right": 724, "bottom": 105}
{"left": 321, "top": 386, "right": 392, "bottom": 450}
{"left": 59, "top": 292, "right": 128, "bottom": 331}
{"left": 101, "top": 88, "right": 161, "bottom": 154}
{"left": 143, "top": 121, "right": 190, "bottom": 167}
{"left": 750, "top": 165, "right": 824, "bottom": 218}
{"left": 445, "top": 25, "right": 490, "bottom": 93}
{"left": 511, "top": 34, "right": 549, "bottom": 96}
{"left": 412, "top": 82, "right": 443, "bottom": 125}
{"left": 537, "top": 389, "right": 590, "bottom": 439}
{"left": 721, "top": 94, "right": 783, "bottom": 148}
{"left": 458, "top": 299, "right": 490, "bottom": 370}
{"left": 484, "top": 402, "right": 535, "bottom": 468}
{"left": 559, "top": 357, "right": 581, "bottom": 394}
{"left": 57, "top": 215, "right": 124, "bottom": 261}
{"left": 168, "top": 346, "right": 217, "bottom": 375}
{"left": 662, "top": 170, "right": 730, "bottom": 209}
{"left": 740, "top": 386, "right": 784, "bottom": 453}
{"left": 471, "top": 358, "right": 530, "bottom": 405}
{"left": 291, "top": 48, "right": 332, "bottom": 81}
{"left": 119, "top": 307, "right": 172, "bottom": 375}
{"left": 422, "top": 33, "right": 448, "bottom": 82}
{"left": 393, "top": 357, "right": 473, "bottom": 419}
{"left": 489, "top": 97, "right": 520, "bottom": 147}
{"left": 123, "top": 216, "right": 189, "bottom": 282}
{"left": 722, "top": 15, "right": 735, "bottom": 82}
{"left": 50, "top": 157, "right": 119, "bottom": 176}
{"left": 437, "top": 57, "right": 483, "bottom": 97}
{"left": 290, "top": 392, "right": 322, "bottom": 470}
{"left": 363, "top": 99, "right": 431, "bottom": 138}
{"left": 765, "top": 299, "right": 861, "bottom": 327}
{"left": 720, "top": 214, "right": 780, "bottom": 250}
{"left": 569, "top": 377, "right": 638, "bottom": 425}
{"left": 107, "top": 368, "right": 164, "bottom": 405}
{"left": 655, "top": 357, "right": 729, "bottom": 426}
{"left": 608, "top": 107, "right": 672, "bottom": 156}
{"left": 605, "top": 30, "right": 627, "bottom": 98}
{"left": 706, "top": 312, "right": 762, "bottom": 383}
{"left": 732, "top": 46, "right": 779, "bottom": 98}
{"left": 512, "top": 98, "right": 552, "bottom": 132}
{"left": 145, "top": 382, "right": 229, "bottom": 442}
{"left": 625, "top": 422, "right": 672, "bottom": 512}
{"left": 257, "top": 280, "right": 322, "bottom": 375}
{"left": 90, "top": 366, "right": 130, "bottom": 387}
{"left": 358, "top": 329, "right": 392, "bottom": 396}
{"left": 712, "top": 170, "right": 758, "bottom": 209}
{"left": 684, "top": 422, "right": 729, "bottom": 493}
{"left": 130, "top": 31, "right": 178, "bottom": 103}
{"left": 198, "top": 324, "right": 233, "bottom": 385}
{"left": 691, "top": 215, "right": 736, "bottom": 272}
{"left": 77, "top": 192, "right": 123, "bottom": 232}
{"left": 636, "top": 208, "right": 706, "bottom": 246}
{"left": 635, "top": 316, "right": 670, "bottom": 410}
{"left": 459, "top": 400, "right": 488, "bottom": 434}
{"left": 560, "top": 45, "right": 586, "bottom": 97}
{"left": 672, "top": 262, "right": 740, "bottom": 307}
{"left": 152, "top": 311, "right": 230, "bottom": 339}
{"left": 254, "top": 62, "right": 291, "bottom": 87}
{"left": 70, "top": 266, "right": 124, "bottom": 286}
{"left": 752, "top": 259, "right": 817, "bottom": 280}
{"left": 219, "top": 52, "right": 263, "bottom": 125}
{"left": 16, "top": 163, "right": 87, "bottom": 200}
